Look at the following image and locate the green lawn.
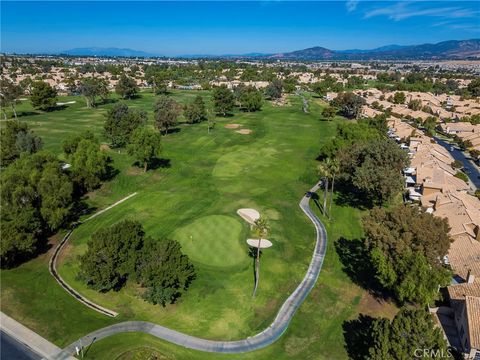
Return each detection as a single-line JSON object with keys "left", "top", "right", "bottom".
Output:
{"left": 0, "top": 91, "right": 397, "bottom": 359}
{"left": 174, "top": 215, "right": 248, "bottom": 268}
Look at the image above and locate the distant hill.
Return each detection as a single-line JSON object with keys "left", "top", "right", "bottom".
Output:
{"left": 270, "top": 39, "right": 480, "bottom": 60}
{"left": 57, "top": 39, "right": 480, "bottom": 60}
{"left": 336, "top": 44, "right": 407, "bottom": 54}
{"left": 61, "top": 47, "right": 157, "bottom": 57}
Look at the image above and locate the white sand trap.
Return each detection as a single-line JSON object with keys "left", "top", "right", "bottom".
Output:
{"left": 247, "top": 239, "right": 273, "bottom": 248}
{"left": 236, "top": 129, "right": 252, "bottom": 135}
{"left": 225, "top": 123, "right": 242, "bottom": 129}
{"left": 56, "top": 101, "right": 76, "bottom": 106}
{"left": 237, "top": 208, "right": 260, "bottom": 225}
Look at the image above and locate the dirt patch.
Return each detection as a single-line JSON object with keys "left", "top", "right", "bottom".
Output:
{"left": 125, "top": 167, "right": 144, "bottom": 176}
{"left": 357, "top": 291, "right": 398, "bottom": 320}
{"left": 236, "top": 129, "right": 252, "bottom": 135}
{"left": 56, "top": 242, "right": 73, "bottom": 265}
{"left": 99, "top": 143, "right": 111, "bottom": 151}
{"left": 271, "top": 94, "right": 289, "bottom": 107}
{"left": 224, "top": 123, "right": 242, "bottom": 129}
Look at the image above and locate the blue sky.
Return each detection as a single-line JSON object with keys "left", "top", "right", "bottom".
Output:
{"left": 1, "top": 1, "right": 479, "bottom": 55}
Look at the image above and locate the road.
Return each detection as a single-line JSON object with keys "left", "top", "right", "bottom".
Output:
{"left": 53, "top": 183, "right": 327, "bottom": 358}
{"left": 1, "top": 331, "right": 41, "bottom": 360}
{"left": 0, "top": 312, "right": 74, "bottom": 360}
{"left": 434, "top": 136, "right": 480, "bottom": 189}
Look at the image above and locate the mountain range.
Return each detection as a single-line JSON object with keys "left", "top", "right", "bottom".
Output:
{"left": 60, "top": 39, "right": 480, "bottom": 60}
{"left": 269, "top": 39, "right": 480, "bottom": 60}
{"left": 61, "top": 47, "right": 156, "bottom": 57}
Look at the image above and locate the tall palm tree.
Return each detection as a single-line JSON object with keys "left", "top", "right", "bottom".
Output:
{"left": 318, "top": 158, "right": 339, "bottom": 219}
{"left": 252, "top": 217, "right": 269, "bottom": 298}
{"left": 327, "top": 158, "right": 339, "bottom": 218}
{"left": 317, "top": 161, "right": 331, "bottom": 217}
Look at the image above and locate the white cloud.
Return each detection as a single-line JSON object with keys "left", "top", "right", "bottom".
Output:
{"left": 364, "top": 2, "right": 479, "bottom": 22}
{"left": 346, "top": 0, "right": 358, "bottom": 12}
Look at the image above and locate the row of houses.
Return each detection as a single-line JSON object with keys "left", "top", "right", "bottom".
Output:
{"left": 356, "top": 89, "right": 480, "bottom": 122}
{"left": 388, "top": 119, "right": 480, "bottom": 359}
{"left": 440, "top": 122, "right": 480, "bottom": 154}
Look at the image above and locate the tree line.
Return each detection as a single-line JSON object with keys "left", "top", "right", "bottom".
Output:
{"left": 316, "top": 114, "right": 454, "bottom": 358}
{"left": 79, "top": 220, "right": 196, "bottom": 306}
{"left": 0, "top": 123, "right": 111, "bottom": 267}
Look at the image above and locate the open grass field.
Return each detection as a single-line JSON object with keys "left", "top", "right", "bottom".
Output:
{"left": 0, "top": 91, "right": 397, "bottom": 359}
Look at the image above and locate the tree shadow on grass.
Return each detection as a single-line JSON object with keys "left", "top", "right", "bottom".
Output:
{"left": 342, "top": 314, "right": 375, "bottom": 360}
{"left": 161, "top": 127, "right": 181, "bottom": 135}
{"left": 334, "top": 182, "right": 373, "bottom": 210}
{"left": 101, "top": 98, "right": 118, "bottom": 105}
{"left": 18, "top": 111, "right": 42, "bottom": 117}
{"left": 149, "top": 158, "right": 171, "bottom": 170}
{"left": 247, "top": 247, "right": 262, "bottom": 294}
{"left": 335, "top": 237, "right": 389, "bottom": 300}
{"left": 131, "top": 158, "right": 171, "bottom": 171}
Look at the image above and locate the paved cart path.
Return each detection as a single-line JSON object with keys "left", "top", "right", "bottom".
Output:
{"left": 54, "top": 183, "right": 327, "bottom": 358}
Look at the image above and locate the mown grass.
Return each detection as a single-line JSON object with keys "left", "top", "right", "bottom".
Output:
{"left": 1, "top": 90, "right": 397, "bottom": 359}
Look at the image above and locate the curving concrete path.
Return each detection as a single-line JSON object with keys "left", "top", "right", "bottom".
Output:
{"left": 53, "top": 182, "right": 327, "bottom": 358}
{"left": 49, "top": 193, "right": 138, "bottom": 318}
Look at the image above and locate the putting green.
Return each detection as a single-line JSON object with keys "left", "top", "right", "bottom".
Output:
{"left": 173, "top": 215, "right": 248, "bottom": 268}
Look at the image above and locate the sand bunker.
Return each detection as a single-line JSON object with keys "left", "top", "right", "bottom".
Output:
{"left": 225, "top": 124, "right": 242, "bottom": 129}
{"left": 247, "top": 239, "right": 273, "bottom": 248}
{"left": 56, "top": 101, "right": 76, "bottom": 106}
{"left": 237, "top": 208, "right": 260, "bottom": 225}
{"left": 236, "top": 129, "right": 252, "bottom": 135}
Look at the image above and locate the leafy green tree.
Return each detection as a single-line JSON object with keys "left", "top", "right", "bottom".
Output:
{"left": 183, "top": 95, "right": 207, "bottom": 124}
{"left": 407, "top": 99, "right": 422, "bottom": 111}
{"left": 144, "top": 67, "right": 169, "bottom": 94}
{"left": 363, "top": 205, "right": 452, "bottom": 304}
{"left": 318, "top": 158, "right": 339, "bottom": 218}
{"left": 79, "top": 220, "right": 145, "bottom": 292}
{"left": 467, "top": 78, "right": 480, "bottom": 97}
{"left": 79, "top": 77, "right": 109, "bottom": 108}
{"left": 127, "top": 127, "right": 162, "bottom": 172}
{"left": 445, "top": 79, "right": 458, "bottom": 93}
{"left": 62, "top": 131, "right": 95, "bottom": 156}
{"left": 321, "top": 106, "right": 336, "bottom": 120}
{"left": 104, "top": 103, "right": 147, "bottom": 147}
{"left": 368, "top": 308, "right": 449, "bottom": 360}
{"left": 154, "top": 96, "right": 181, "bottom": 134}
{"left": 312, "top": 82, "right": 329, "bottom": 97}
{"left": 331, "top": 92, "right": 366, "bottom": 119}
{"left": 30, "top": 81, "right": 58, "bottom": 111}
{"left": 0, "top": 78, "right": 23, "bottom": 119}
{"left": 338, "top": 139, "right": 408, "bottom": 204}
{"left": 0, "top": 121, "right": 42, "bottom": 167}
{"left": 239, "top": 87, "right": 263, "bottom": 112}
{"left": 69, "top": 139, "right": 109, "bottom": 191}
{"left": 19, "top": 77, "right": 34, "bottom": 95}
{"left": 318, "top": 121, "right": 382, "bottom": 160}
{"left": 79, "top": 220, "right": 196, "bottom": 305}
{"left": 265, "top": 79, "right": 283, "bottom": 100}
{"left": 454, "top": 171, "right": 469, "bottom": 183}
{"left": 283, "top": 76, "right": 298, "bottom": 93}
{"left": 37, "top": 162, "right": 73, "bottom": 229}
{"left": 115, "top": 74, "right": 138, "bottom": 99}
{"left": 393, "top": 92, "right": 406, "bottom": 104}
{"left": 213, "top": 85, "right": 235, "bottom": 116}
{"left": 137, "top": 237, "right": 196, "bottom": 306}
{"left": 1, "top": 151, "right": 73, "bottom": 267}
